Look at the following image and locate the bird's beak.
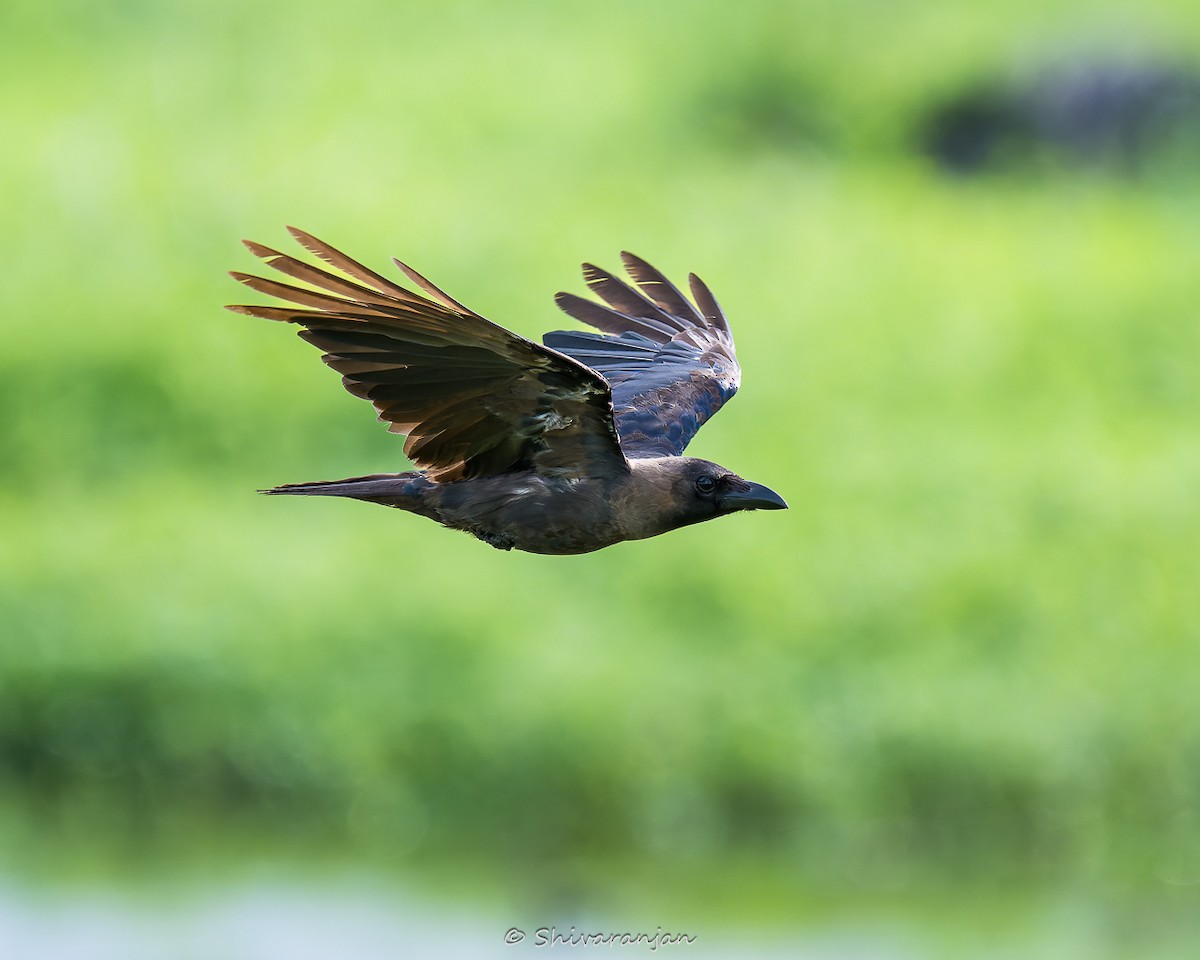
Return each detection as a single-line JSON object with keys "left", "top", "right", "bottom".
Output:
{"left": 719, "top": 481, "right": 788, "bottom": 512}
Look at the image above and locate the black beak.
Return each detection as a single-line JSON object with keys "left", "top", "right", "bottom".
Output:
{"left": 719, "top": 480, "right": 788, "bottom": 512}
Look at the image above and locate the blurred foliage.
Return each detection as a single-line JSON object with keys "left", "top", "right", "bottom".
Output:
{"left": 2, "top": 0, "right": 1199, "bottom": 946}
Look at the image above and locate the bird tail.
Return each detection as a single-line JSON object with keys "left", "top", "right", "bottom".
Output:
{"left": 261, "top": 472, "right": 435, "bottom": 513}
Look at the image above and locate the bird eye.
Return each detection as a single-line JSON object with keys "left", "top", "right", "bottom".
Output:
{"left": 695, "top": 475, "right": 717, "bottom": 495}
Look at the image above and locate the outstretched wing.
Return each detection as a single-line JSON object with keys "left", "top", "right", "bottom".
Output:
{"left": 543, "top": 253, "right": 740, "bottom": 457}
{"left": 228, "top": 228, "right": 627, "bottom": 482}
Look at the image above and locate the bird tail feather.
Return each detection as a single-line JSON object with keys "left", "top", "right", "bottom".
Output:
{"left": 260, "top": 472, "right": 433, "bottom": 512}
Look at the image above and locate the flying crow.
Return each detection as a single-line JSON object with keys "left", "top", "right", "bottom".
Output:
{"left": 228, "top": 229, "right": 786, "bottom": 554}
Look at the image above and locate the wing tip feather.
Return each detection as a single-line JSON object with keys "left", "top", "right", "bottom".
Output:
{"left": 286, "top": 225, "right": 321, "bottom": 248}
{"left": 245, "top": 240, "right": 297, "bottom": 264}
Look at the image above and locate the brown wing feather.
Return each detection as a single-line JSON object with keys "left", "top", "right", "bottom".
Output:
{"left": 228, "top": 232, "right": 627, "bottom": 482}
{"left": 285, "top": 226, "right": 422, "bottom": 301}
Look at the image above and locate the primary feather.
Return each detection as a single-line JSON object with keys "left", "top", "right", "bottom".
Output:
{"left": 546, "top": 253, "right": 740, "bottom": 457}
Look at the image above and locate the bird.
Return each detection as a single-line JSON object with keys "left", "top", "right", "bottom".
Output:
{"left": 227, "top": 228, "right": 786, "bottom": 555}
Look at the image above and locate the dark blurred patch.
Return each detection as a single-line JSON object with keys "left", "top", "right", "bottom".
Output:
{"left": 691, "top": 57, "right": 835, "bottom": 154}
{"left": 711, "top": 762, "right": 801, "bottom": 850}
{"left": 389, "top": 723, "right": 636, "bottom": 860}
{"left": 869, "top": 735, "right": 1064, "bottom": 871}
{"left": 921, "top": 59, "right": 1200, "bottom": 175}
{"left": 0, "top": 660, "right": 347, "bottom": 838}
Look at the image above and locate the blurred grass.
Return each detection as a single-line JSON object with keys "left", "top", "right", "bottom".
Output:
{"left": 2, "top": 0, "right": 1199, "bottom": 947}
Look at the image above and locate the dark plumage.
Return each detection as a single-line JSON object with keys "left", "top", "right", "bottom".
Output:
{"left": 227, "top": 229, "right": 786, "bottom": 554}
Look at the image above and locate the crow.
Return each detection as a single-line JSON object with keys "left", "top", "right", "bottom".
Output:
{"left": 227, "top": 229, "right": 786, "bottom": 554}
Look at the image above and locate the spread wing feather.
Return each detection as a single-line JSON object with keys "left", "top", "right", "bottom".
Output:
{"left": 545, "top": 253, "right": 740, "bottom": 457}
{"left": 228, "top": 231, "right": 627, "bottom": 482}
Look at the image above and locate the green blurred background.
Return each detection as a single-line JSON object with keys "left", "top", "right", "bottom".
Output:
{"left": 2, "top": 0, "right": 1198, "bottom": 956}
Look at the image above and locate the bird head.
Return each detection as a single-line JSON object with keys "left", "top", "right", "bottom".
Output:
{"left": 629, "top": 456, "right": 787, "bottom": 535}
{"left": 685, "top": 457, "right": 788, "bottom": 515}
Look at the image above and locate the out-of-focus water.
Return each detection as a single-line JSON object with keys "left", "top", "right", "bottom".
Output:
{"left": 4, "top": 874, "right": 1200, "bottom": 959}
{"left": 0, "top": 876, "right": 911, "bottom": 960}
